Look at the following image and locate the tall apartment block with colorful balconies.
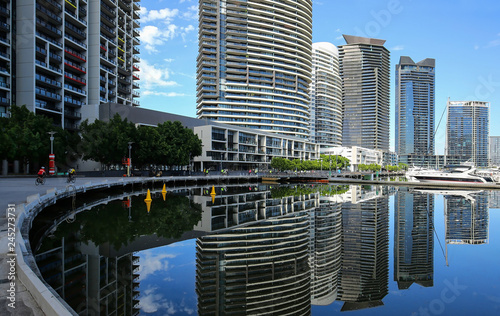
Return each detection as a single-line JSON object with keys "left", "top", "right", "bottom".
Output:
{"left": 13, "top": 0, "right": 140, "bottom": 130}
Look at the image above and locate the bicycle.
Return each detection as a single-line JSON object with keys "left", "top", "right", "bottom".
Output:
{"left": 66, "top": 175, "right": 76, "bottom": 183}
{"left": 35, "top": 176, "right": 46, "bottom": 185}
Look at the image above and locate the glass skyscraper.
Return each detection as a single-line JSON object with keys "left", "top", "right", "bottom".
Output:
{"left": 446, "top": 101, "right": 489, "bottom": 167}
{"left": 310, "top": 42, "right": 342, "bottom": 148}
{"left": 339, "top": 35, "right": 390, "bottom": 151}
{"left": 489, "top": 136, "right": 500, "bottom": 166}
{"left": 395, "top": 57, "right": 435, "bottom": 166}
{"left": 196, "top": 0, "right": 313, "bottom": 139}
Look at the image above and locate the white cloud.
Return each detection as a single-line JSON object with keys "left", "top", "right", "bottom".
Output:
{"left": 485, "top": 38, "right": 500, "bottom": 48}
{"left": 392, "top": 45, "right": 404, "bottom": 51}
{"left": 182, "top": 5, "right": 198, "bottom": 20}
{"left": 141, "top": 25, "right": 179, "bottom": 53}
{"left": 140, "top": 293, "right": 177, "bottom": 314}
{"left": 142, "top": 91, "right": 186, "bottom": 97}
{"left": 137, "top": 251, "right": 178, "bottom": 280}
{"left": 141, "top": 7, "right": 179, "bottom": 23}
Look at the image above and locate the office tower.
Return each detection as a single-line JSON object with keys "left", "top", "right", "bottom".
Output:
{"left": 489, "top": 136, "right": 500, "bottom": 166}
{"left": 310, "top": 42, "right": 342, "bottom": 148}
{"left": 394, "top": 189, "right": 434, "bottom": 290}
{"left": 14, "top": 0, "right": 140, "bottom": 130}
{"left": 445, "top": 191, "right": 489, "bottom": 245}
{"left": 446, "top": 101, "right": 489, "bottom": 166}
{"left": 196, "top": 0, "right": 313, "bottom": 139}
{"left": 339, "top": 35, "right": 390, "bottom": 151}
{"left": 395, "top": 57, "right": 435, "bottom": 166}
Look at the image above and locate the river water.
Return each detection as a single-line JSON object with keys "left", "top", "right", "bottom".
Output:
{"left": 30, "top": 184, "right": 500, "bottom": 315}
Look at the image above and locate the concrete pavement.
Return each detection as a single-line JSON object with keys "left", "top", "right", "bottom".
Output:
{"left": 0, "top": 176, "right": 113, "bottom": 315}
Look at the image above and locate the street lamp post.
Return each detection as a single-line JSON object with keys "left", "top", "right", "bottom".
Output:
{"left": 47, "top": 131, "right": 57, "bottom": 175}
{"left": 127, "top": 142, "right": 134, "bottom": 177}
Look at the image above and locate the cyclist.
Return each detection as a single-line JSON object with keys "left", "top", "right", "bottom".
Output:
{"left": 37, "top": 166, "right": 46, "bottom": 180}
{"left": 68, "top": 168, "right": 76, "bottom": 182}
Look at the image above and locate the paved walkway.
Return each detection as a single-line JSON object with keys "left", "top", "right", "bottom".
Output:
{"left": 0, "top": 177, "right": 111, "bottom": 315}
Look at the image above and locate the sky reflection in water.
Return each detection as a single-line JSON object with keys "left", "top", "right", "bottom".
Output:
{"left": 33, "top": 185, "right": 500, "bottom": 315}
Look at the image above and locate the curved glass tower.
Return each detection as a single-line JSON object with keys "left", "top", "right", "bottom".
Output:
{"left": 196, "top": 0, "right": 313, "bottom": 138}
{"left": 310, "top": 42, "right": 342, "bottom": 148}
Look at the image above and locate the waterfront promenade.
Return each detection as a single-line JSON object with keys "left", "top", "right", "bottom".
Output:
{"left": 0, "top": 177, "right": 109, "bottom": 315}
{"left": 2, "top": 173, "right": 500, "bottom": 315}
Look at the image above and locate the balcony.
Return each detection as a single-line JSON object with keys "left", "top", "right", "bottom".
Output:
{"left": 64, "top": 72, "right": 86, "bottom": 85}
{"left": 64, "top": 59, "right": 86, "bottom": 73}
{"left": 64, "top": 109, "right": 81, "bottom": 119}
{"left": 35, "top": 99, "right": 61, "bottom": 112}
{"left": 35, "top": 87, "right": 62, "bottom": 101}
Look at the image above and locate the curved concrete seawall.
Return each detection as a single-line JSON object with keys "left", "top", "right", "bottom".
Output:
{"left": 12, "top": 175, "right": 259, "bottom": 315}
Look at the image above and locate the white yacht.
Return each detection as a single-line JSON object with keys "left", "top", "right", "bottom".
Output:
{"left": 406, "top": 163, "right": 495, "bottom": 184}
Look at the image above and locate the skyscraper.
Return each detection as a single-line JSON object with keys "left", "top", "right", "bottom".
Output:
{"left": 196, "top": 0, "right": 313, "bottom": 138}
{"left": 489, "top": 136, "right": 500, "bottom": 166}
{"left": 339, "top": 35, "right": 390, "bottom": 151}
{"left": 446, "top": 101, "right": 489, "bottom": 166}
{"left": 13, "top": 0, "right": 141, "bottom": 129}
{"left": 395, "top": 57, "right": 435, "bottom": 166}
{"left": 310, "top": 42, "right": 342, "bottom": 148}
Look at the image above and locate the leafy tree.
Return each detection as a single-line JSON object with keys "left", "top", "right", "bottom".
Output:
{"left": 80, "top": 114, "right": 136, "bottom": 169}
{"left": 1, "top": 105, "right": 54, "bottom": 172}
{"left": 156, "top": 121, "right": 202, "bottom": 168}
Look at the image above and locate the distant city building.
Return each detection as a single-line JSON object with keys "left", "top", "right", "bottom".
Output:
{"left": 394, "top": 188, "right": 434, "bottom": 290}
{"left": 395, "top": 57, "right": 436, "bottom": 166}
{"left": 489, "top": 136, "right": 500, "bottom": 166}
{"left": 446, "top": 101, "right": 489, "bottom": 167}
{"left": 196, "top": 0, "right": 313, "bottom": 139}
{"left": 322, "top": 146, "right": 383, "bottom": 172}
{"left": 339, "top": 35, "right": 390, "bottom": 151}
{"left": 310, "top": 42, "right": 342, "bottom": 148}
{"left": 11, "top": 0, "right": 141, "bottom": 129}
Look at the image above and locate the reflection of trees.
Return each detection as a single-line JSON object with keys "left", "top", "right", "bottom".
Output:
{"left": 270, "top": 185, "right": 349, "bottom": 199}
{"left": 51, "top": 195, "right": 202, "bottom": 250}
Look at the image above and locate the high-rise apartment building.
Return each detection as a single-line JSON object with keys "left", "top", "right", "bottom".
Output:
{"left": 395, "top": 57, "right": 435, "bottom": 166}
{"left": 489, "top": 136, "right": 500, "bottom": 166}
{"left": 196, "top": 0, "right": 313, "bottom": 139}
{"left": 310, "top": 42, "right": 342, "bottom": 148}
{"left": 0, "top": 1, "right": 13, "bottom": 118}
{"left": 339, "top": 35, "right": 390, "bottom": 151}
{"left": 12, "top": 0, "right": 140, "bottom": 129}
{"left": 446, "top": 101, "right": 489, "bottom": 167}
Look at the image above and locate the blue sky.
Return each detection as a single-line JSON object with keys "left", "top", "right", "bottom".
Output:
{"left": 138, "top": 0, "right": 500, "bottom": 152}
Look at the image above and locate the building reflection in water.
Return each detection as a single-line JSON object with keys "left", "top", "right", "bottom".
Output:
{"left": 394, "top": 188, "right": 434, "bottom": 290}
{"left": 34, "top": 184, "right": 394, "bottom": 315}
{"left": 195, "top": 185, "right": 390, "bottom": 314}
{"left": 336, "top": 186, "right": 389, "bottom": 311}
{"left": 195, "top": 186, "right": 319, "bottom": 315}
{"left": 444, "top": 191, "right": 489, "bottom": 245}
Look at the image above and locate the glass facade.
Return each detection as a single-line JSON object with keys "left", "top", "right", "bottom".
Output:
{"left": 196, "top": 0, "right": 313, "bottom": 139}
{"left": 339, "top": 35, "right": 390, "bottom": 151}
{"left": 310, "top": 42, "right": 342, "bottom": 148}
{"left": 395, "top": 57, "right": 435, "bottom": 166}
{"left": 446, "top": 101, "right": 489, "bottom": 167}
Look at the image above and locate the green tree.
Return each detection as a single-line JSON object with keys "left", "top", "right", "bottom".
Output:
{"left": 80, "top": 114, "right": 136, "bottom": 169}
{"left": 156, "top": 121, "right": 202, "bottom": 168}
